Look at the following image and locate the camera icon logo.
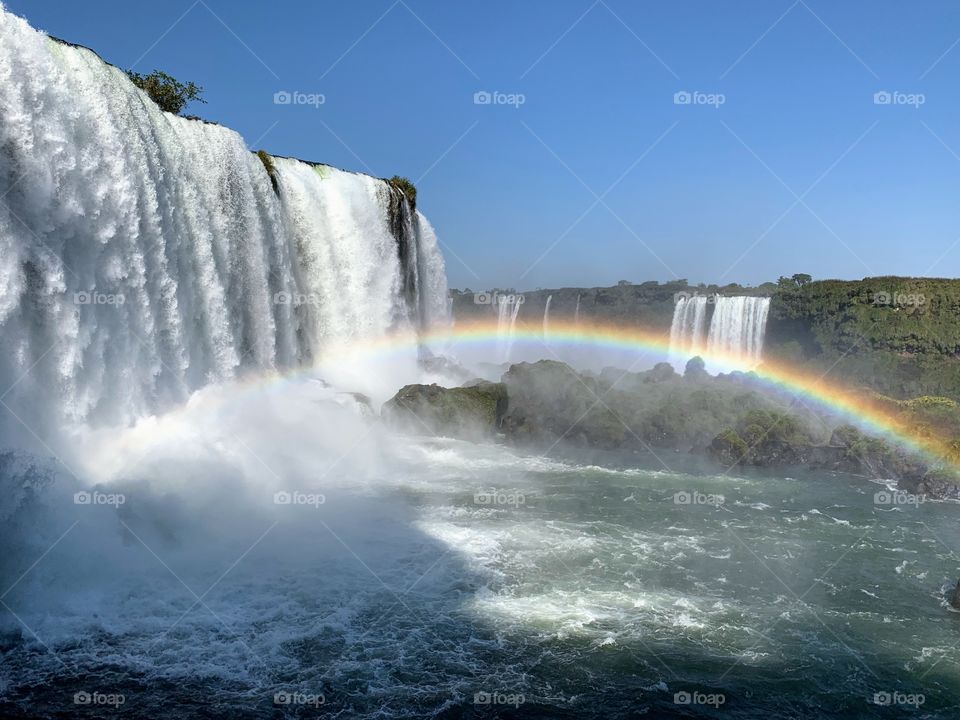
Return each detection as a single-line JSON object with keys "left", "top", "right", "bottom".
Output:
{"left": 873, "top": 692, "right": 892, "bottom": 706}
{"left": 274, "top": 91, "right": 292, "bottom": 105}
{"left": 473, "top": 91, "right": 492, "bottom": 105}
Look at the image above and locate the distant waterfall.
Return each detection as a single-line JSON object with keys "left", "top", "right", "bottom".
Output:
{"left": 669, "top": 295, "right": 709, "bottom": 359}
{"left": 669, "top": 295, "right": 770, "bottom": 368}
{"left": 496, "top": 295, "right": 522, "bottom": 362}
{"left": 706, "top": 296, "right": 771, "bottom": 365}
{"left": 574, "top": 294, "right": 581, "bottom": 324}
{"left": 0, "top": 7, "right": 450, "bottom": 432}
{"left": 542, "top": 295, "right": 552, "bottom": 336}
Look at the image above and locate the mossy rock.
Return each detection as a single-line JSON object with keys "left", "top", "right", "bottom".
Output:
{"left": 382, "top": 383, "right": 507, "bottom": 440}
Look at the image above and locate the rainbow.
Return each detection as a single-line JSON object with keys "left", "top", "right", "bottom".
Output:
{"left": 315, "top": 318, "right": 956, "bottom": 471}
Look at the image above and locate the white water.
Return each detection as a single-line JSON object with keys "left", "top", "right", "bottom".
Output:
{"left": 669, "top": 295, "right": 770, "bottom": 369}
{"left": 542, "top": 295, "right": 552, "bottom": 336}
{"left": 668, "top": 295, "right": 709, "bottom": 360}
{"left": 706, "top": 296, "right": 771, "bottom": 366}
{"left": 496, "top": 295, "right": 522, "bottom": 362}
{"left": 574, "top": 294, "right": 581, "bottom": 324}
{"left": 0, "top": 7, "right": 448, "bottom": 439}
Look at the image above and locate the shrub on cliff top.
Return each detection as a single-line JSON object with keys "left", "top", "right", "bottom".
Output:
{"left": 126, "top": 69, "right": 206, "bottom": 115}
{"left": 387, "top": 176, "right": 417, "bottom": 212}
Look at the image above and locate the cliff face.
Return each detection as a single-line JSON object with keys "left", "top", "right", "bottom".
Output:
{"left": 765, "top": 277, "right": 960, "bottom": 401}
{"left": 768, "top": 276, "right": 960, "bottom": 356}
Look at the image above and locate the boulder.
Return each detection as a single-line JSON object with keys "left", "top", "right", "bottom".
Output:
{"left": 382, "top": 383, "right": 507, "bottom": 440}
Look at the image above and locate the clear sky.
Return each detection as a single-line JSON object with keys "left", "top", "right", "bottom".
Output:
{"left": 7, "top": 0, "right": 960, "bottom": 291}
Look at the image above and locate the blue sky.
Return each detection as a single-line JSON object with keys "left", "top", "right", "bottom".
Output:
{"left": 8, "top": 0, "right": 960, "bottom": 290}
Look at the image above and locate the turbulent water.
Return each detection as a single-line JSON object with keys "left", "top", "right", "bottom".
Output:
{"left": 2, "top": 386, "right": 960, "bottom": 719}
{"left": 0, "top": 6, "right": 447, "bottom": 437}
{"left": 670, "top": 295, "right": 770, "bottom": 368}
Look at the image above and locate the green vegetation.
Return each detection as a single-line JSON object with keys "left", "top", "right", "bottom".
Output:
{"left": 387, "top": 176, "right": 417, "bottom": 212}
{"left": 126, "top": 69, "right": 205, "bottom": 115}
{"left": 769, "top": 276, "right": 960, "bottom": 356}
{"left": 255, "top": 150, "right": 279, "bottom": 193}
{"left": 766, "top": 276, "right": 960, "bottom": 401}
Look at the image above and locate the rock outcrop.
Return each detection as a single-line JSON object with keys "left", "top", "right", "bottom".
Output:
{"left": 382, "top": 382, "right": 507, "bottom": 440}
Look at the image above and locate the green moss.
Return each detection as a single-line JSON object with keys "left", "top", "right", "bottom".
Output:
{"left": 383, "top": 383, "right": 507, "bottom": 438}
{"left": 255, "top": 150, "right": 279, "bottom": 194}
{"left": 710, "top": 430, "right": 749, "bottom": 465}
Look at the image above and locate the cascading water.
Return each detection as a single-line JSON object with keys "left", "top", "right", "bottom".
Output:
{"left": 706, "top": 296, "right": 771, "bottom": 366}
{"left": 0, "top": 7, "right": 449, "bottom": 438}
{"left": 668, "top": 294, "right": 709, "bottom": 360}
{"left": 496, "top": 294, "right": 522, "bottom": 362}
{"left": 574, "top": 294, "right": 581, "bottom": 324}
{"left": 669, "top": 295, "right": 770, "bottom": 368}
{"left": 542, "top": 295, "right": 552, "bottom": 336}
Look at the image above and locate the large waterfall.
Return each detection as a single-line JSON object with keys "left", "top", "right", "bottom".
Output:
{"left": 669, "top": 295, "right": 770, "bottom": 368}
{"left": 0, "top": 7, "right": 448, "bottom": 433}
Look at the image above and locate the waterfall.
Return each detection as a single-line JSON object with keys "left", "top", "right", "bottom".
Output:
{"left": 574, "top": 294, "right": 581, "bottom": 324}
{"left": 669, "top": 295, "right": 709, "bottom": 359}
{"left": 496, "top": 295, "right": 522, "bottom": 362}
{"left": 542, "top": 295, "right": 552, "bottom": 336}
{"left": 706, "top": 296, "right": 771, "bottom": 366}
{"left": 0, "top": 7, "right": 449, "bottom": 433}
